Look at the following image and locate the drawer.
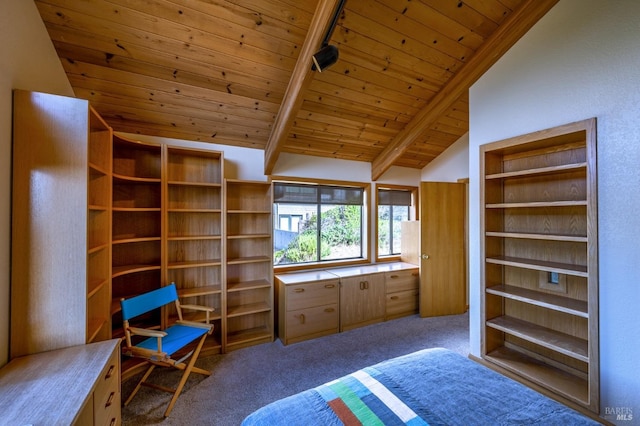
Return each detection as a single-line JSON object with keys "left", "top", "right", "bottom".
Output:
{"left": 286, "top": 279, "right": 339, "bottom": 311}
{"left": 285, "top": 304, "right": 339, "bottom": 339}
{"left": 94, "top": 350, "right": 120, "bottom": 426}
{"left": 386, "top": 289, "right": 419, "bottom": 318}
{"left": 385, "top": 269, "right": 419, "bottom": 293}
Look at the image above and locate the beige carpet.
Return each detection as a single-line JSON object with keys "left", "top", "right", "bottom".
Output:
{"left": 122, "top": 312, "right": 469, "bottom": 425}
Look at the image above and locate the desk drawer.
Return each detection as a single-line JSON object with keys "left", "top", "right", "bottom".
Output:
{"left": 285, "top": 304, "right": 339, "bottom": 340}
{"left": 94, "top": 348, "right": 120, "bottom": 426}
{"left": 386, "top": 289, "right": 419, "bottom": 318}
{"left": 286, "top": 279, "right": 339, "bottom": 311}
{"left": 385, "top": 269, "right": 419, "bottom": 293}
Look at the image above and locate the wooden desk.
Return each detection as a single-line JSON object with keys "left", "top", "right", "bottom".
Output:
{"left": 0, "top": 339, "right": 121, "bottom": 425}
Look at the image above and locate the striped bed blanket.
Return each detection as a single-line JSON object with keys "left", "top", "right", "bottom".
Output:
{"left": 316, "top": 367, "right": 430, "bottom": 425}
{"left": 242, "top": 348, "right": 599, "bottom": 426}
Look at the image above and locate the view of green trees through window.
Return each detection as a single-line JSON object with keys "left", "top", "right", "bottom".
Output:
{"left": 377, "top": 188, "right": 412, "bottom": 256}
{"left": 273, "top": 182, "right": 364, "bottom": 265}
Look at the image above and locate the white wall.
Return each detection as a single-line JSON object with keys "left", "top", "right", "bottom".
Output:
{"left": 469, "top": 0, "right": 640, "bottom": 421}
{"left": 0, "top": 0, "right": 73, "bottom": 366}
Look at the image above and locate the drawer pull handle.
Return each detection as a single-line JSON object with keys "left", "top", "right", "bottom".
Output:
{"left": 110, "top": 418, "right": 117, "bottom": 426}
{"left": 324, "top": 308, "right": 335, "bottom": 313}
{"left": 412, "top": 272, "right": 419, "bottom": 277}
{"left": 298, "top": 314, "right": 305, "bottom": 324}
{"left": 105, "top": 391, "right": 115, "bottom": 408}
{"left": 390, "top": 275, "right": 399, "bottom": 279}
{"left": 325, "top": 284, "right": 335, "bottom": 288}
{"left": 390, "top": 296, "right": 399, "bottom": 300}
{"left": 294, "top": 288, "right": 305, "bottom": 293}
{"left": 105, "top": 365, "right": 115, "bottom": 379}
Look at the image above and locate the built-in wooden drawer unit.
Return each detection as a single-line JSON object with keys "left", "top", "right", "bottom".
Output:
{"left": 386, "top": 289, "right": 419, "bottom": 319}
{"left": 385, "top": 267, "right": 419, "bottom": 320}
{"left": 93, "top": 347, "right": 120, "bottom": 425}
{"left": 385, "top": 269, "right": 419, "bottom": 293}
{"left": 277, "top": 270, "right": 340, "bottom": 345}
{"left": 285, "top": 304, "right": 339, "bottom": 341}
{"left": 286, "top": 280, "right": 339, "bottom": 311}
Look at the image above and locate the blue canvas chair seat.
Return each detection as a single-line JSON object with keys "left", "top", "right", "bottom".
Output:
{"left": 136, "top": 324, "right": 209, "bottom": 358}
{"left": 120, "top": 283, "right": 214, "bottom": 417}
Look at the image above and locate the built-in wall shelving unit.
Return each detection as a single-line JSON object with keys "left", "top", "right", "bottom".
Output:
{"left": 480, "top": 118, "right": 599, "bottom": 413}
{"left": 11, "top": 90, "right": 114, "bottom": 358}
{"left": 164, "top": 146, "right": 224, "bottom": 353}
{"left": 87, "top": 107, "right": 113, "bottom": 344}
{"left": 111, "top": 135, "right": 163, "bottom": 336}
{"left": 224, "top": 179, "right": 274, "bottom": 351}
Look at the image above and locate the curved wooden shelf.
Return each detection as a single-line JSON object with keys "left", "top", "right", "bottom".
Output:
{"left": 112, "top": 264, "right": 161, "bottom": 278}
{"left": 113, "top": 172, "right": 161, "bottom": 183}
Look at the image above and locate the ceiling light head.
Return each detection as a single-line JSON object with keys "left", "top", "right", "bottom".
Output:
{"left": 311, "top": 44, "right": 339, "bottom": 72}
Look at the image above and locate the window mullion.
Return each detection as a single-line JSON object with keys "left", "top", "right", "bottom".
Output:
{"left": 316, "top": 192, "right": 322, "bottom": 262}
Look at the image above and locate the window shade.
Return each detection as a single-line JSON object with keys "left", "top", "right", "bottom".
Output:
{"left": 274, "top": 183, "right": 363, "bottom": 205}
{"left": 378, "top": 189, "right": 412, "bottom": 206}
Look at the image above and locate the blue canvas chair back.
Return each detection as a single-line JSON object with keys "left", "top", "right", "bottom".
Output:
{"left": 121, "top": 284, "right": 178, "bottom": 321}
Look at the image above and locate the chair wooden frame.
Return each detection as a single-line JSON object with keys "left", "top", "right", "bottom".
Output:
{"left": 120, "top": 283, "right": 214, "bottom": 417}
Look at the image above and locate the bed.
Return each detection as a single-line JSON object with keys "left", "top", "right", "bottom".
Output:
{"left": 241, "top": 348, "right": 599, "bottom": 425}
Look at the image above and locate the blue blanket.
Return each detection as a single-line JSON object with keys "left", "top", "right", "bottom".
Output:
{"left": 242, "top": 348, "right": 599, "bottom": 426}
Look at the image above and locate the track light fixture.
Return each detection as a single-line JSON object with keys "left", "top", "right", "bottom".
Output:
{"left": 312, "top": 44, "right": 339, "bottom": 72}
{"left": 311, "top": 0, "right": 347, "bottom": 72}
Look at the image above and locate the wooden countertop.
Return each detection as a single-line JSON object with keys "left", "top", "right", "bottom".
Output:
{"left": 276, "top": 262, "right": 418, "bottom": 284}
{"left": 0, "top": 339, "right": 120, "bottom": 425}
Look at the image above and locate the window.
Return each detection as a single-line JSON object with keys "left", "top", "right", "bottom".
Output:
{"left": 377, "top": 188, "right": 412, "bottom": 257}
{"left": 273, "top": 182, "right": 365, "bottom": 265}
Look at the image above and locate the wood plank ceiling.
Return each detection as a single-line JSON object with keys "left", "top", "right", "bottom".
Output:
{"left": 35, "top": 0, "right": 558, "bottom": 180}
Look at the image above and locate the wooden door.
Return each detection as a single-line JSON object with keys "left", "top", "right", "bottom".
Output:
{"left": 419, "top": 182, "right": 466, "bottom": 317}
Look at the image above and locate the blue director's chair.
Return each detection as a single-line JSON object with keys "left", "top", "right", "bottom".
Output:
{"left": 120, "top": 283, "right": 214, "bottom": 417}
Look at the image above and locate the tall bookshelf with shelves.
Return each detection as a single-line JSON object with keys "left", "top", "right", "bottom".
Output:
{"left": 480, "top": 118, "right": 598, "bottom": 413}
{"left": 224, "top": 179, "right": 274, "bottom": 351}
{"left": 164, "top": 147, "right": 224, "bottom": 354}
{"left": 111, "top": 135, "right": 163, "bottom": 337}
{"left": 87, "top": 107, "right": 113, "bottom": 344}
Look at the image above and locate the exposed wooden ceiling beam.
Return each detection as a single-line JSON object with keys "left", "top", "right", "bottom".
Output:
{"left": 370, "top": 0, "right": 560, "bottom": 181}
{"left": 264, "top": 0, "right": 342, "bottom": 175}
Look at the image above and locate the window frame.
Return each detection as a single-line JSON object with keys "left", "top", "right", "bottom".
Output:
{"left": 272, "top": 176, "right": 371, "bottom": 272}
{"left": 375, "top": 184, "right": 418, "bottom": 262}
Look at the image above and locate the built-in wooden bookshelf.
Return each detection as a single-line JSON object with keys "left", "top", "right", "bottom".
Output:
{"left": 224, "top": 179, "right": 274, "bottom": 351}
{"left": 164, "top": 146, "right": 224, "bottom": 354}
{"left": 11, "top": 90, "right": 113, "bottom": 358}
{"left": 480, "top": 118, "right": 598, "bottom": 413}
{"left": 111, "top": 135, "right": 163, "bottom": 337}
